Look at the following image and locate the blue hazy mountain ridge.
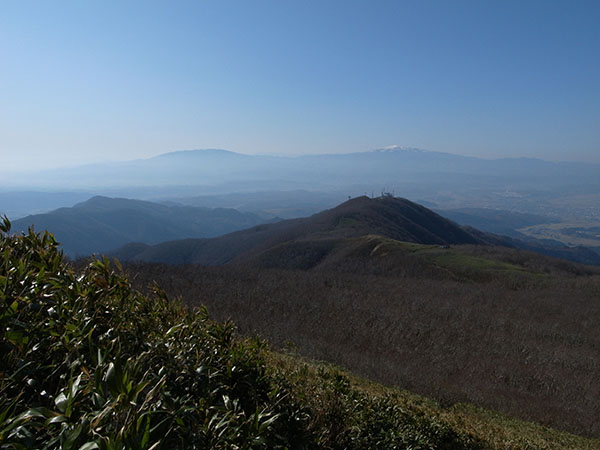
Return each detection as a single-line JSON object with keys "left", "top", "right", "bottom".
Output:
{"left": 4, "top": 148, "right": 600, "bottom": 190}
{"left": 10, "top": 196, "right": 271, "bottom": 257}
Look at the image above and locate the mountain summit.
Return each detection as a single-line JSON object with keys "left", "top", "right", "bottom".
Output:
{"left": 112, "top": 196, "right": 497, "bottom": 265}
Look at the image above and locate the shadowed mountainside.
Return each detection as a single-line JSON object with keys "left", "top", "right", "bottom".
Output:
{"left": 113, "top": 195, "right": 600, "bottom": 266}
{"left": 112, "top": 196, "right": 504, "bottom": 265}
{"left": 12, "top": 196, "right": 270, "bottom": 257}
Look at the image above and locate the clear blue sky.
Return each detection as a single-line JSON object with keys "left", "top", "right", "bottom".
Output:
{"left": 1, "top": 0, "right": 599, "bottom": 171}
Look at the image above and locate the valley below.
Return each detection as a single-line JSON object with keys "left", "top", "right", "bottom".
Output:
{"left": 518, "top": 221, "right": 600, "bottom": 249}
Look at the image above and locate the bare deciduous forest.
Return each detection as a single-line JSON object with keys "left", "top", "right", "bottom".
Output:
{"left": 125, "top": 256, "right": 600, "bottom": 438}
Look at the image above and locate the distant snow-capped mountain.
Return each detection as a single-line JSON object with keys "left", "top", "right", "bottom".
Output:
{"left": 373, "top": 145, "right": 427, "bottom": 153}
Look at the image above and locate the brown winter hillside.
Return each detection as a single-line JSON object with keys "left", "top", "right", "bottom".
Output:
{"left": 125, "top": 258, "right": 600, "bottom": 439}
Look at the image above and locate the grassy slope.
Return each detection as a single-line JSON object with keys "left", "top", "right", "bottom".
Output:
{"left": 356, "top": 237, "right": 538, "bottom": 278}
{"left": 249, "top": 234, "right": 596, "bottom": 282}
{"left": 270, "top": 353, "right": 600, "bottom": 450}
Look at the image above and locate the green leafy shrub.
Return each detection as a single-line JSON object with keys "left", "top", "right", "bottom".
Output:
{"left": 0, "top": 217, "right": 481, "bottom": 449}
{"left": 0, "top": 217, "right": 305, "bottom": 449}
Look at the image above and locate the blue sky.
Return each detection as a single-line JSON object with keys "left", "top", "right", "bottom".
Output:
{"left": 1, "top": 0, "right": 599, "bottom": 170}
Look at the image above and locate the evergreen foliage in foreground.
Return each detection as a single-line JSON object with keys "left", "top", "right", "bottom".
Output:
{"left": 0, "top": 217, "right": 481, "bottom": 449}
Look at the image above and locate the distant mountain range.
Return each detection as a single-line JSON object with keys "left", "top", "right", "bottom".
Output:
{"left": 11, "top": 196, "right": 270, "bottom": 257}
{"left": 3, "top": 147, "right": 600, "bottom": 225}
{"left": 5, "top": 147, "right": 600, "bottom": 192}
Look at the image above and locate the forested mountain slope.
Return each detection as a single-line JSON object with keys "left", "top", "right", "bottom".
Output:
{"left": 113, "top": 196, "right": 501, "bottom": 264}
{"left": 12, "top": 196, "right": 268, "bottom": 257}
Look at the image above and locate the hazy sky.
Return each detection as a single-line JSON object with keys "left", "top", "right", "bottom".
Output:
{"left": 1, "top": 0, "right": 599, "bottom": 171}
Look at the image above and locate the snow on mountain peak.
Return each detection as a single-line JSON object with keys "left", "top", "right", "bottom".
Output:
{"left": 373, "top": 145, "right": 426, "bottom": 153}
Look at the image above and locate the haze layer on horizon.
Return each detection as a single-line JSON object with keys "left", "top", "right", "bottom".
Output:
{"left": 1, "top": 0, "right": 599, "bottom": 171}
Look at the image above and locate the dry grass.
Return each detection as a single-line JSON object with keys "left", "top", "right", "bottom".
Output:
{"left": 270, "top": 352, "right": 600, "bottom": 450}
